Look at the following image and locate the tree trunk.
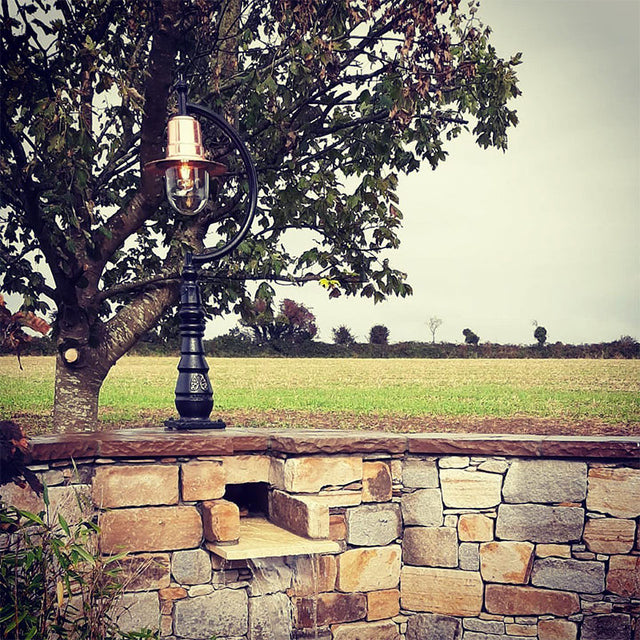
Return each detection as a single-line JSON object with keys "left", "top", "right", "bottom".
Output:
{"left": 52, "top": 354, "right": 109, "bottom": 432}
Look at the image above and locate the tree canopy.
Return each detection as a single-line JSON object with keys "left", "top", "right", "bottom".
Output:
{"left": 0, "top": 0, "right": 521, "bottom": 429}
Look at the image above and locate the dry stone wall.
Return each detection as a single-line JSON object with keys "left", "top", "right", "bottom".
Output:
{"left": 2, "top": 430, "right": 639, "bottom": 640}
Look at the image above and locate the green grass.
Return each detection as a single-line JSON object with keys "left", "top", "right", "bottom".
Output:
{"left": 1, "top": 356, "right": 639, "bottom": 427}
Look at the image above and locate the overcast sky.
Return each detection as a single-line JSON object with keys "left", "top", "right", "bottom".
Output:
{"left": 212, "top": 0, "right": 639, "bottom": 345}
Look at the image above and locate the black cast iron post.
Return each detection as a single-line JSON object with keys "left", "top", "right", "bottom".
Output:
{"left": 154, "top": 79, "right": 258, "bottom": 430}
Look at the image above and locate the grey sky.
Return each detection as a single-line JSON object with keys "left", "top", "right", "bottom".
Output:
{"left": 211, "top": 0, "right": 639, "bottom": 345}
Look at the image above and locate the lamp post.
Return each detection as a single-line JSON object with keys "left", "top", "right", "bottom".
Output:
{"left": 146, "top": 78, "right": 258, "bottom": 430}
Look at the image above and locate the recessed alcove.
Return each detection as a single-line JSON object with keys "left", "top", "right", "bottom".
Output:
{"left": 223, "top": 481, "right": 270, "bottom": 517}
{"left": 208, "top": 480, "right": 340, "bottom": 560}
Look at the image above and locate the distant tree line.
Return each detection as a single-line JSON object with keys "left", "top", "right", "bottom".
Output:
{"left": 3, "top": 297, "right": 637, "bottom": 359}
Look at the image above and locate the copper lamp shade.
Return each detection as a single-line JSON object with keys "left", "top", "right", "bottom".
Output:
{"left": 146, "top": 115, "right": 226, "bottom": 215}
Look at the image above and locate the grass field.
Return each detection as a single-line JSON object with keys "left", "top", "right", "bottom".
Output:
{"left": 1, "top": 356, "right": 638, "bottom": 435}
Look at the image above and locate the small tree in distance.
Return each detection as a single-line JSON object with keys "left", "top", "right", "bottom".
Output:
{"left": 241, "top": 298, "right": 317, "bottom": 346}
{"left": 332, "top": 326, "right": 356, "bottom": 346}
{"left": 370, "top": 325, "right": 390, "bottom": 345}
{"left": 427, "top": 317, "right": 443, "bottom": 344}
{"left": 533, "top": 321, "right": 548, "bottom": 348}
{"left": 463, "top": 328, "right": 480, "bottom": 346}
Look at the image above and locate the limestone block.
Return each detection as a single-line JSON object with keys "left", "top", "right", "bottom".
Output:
{"left": 530, "top": 557, "right": 605, "bottom": 594}
{"left": 479, "top": 541, "right": 534, "bottom": 584}
{"left": 402, "top": 527, "right": 458, "bottom": 567}
{"left": 464, "top": 634, "right": 532, "bottom": 640}
{"left": 99, "top": 506, "right": 202, "bottom": 553}
{"left": 506, "top": 623, "right": 538, "bottom": 637}
{"left": 439, "top": 456, "right": 469, "bottom": 469}
{"left": 406, "top": 613, "right": 463, "bottom": 640}
{"left": 173, "top": 589, "right": 248, "bottom": 638}
{"left": 535, "top": 544, "right": 571, "bottom": 558}
{"left": 400, "top": 567, "right": 483, "bottom": 616}
{"left": 337, "top": 545, "right": 401, "bottom": 592}
{"left": 171, "top": 548, "right": 212, "bottom": 585}
{"left": 584, "top": 517, "right": 636, "bottom": 554}
{"left": 158, "top": 586, "right": 187, "bottom": 601}
{"left": 331, "top": 620, "right": 400, "bottom": 640}
{"left": 502, "top": 460, "right": 587, "bottom": 504}
{"left": 47, "top": 484, "right": 93, "bottom": 525}
{"left": 180, "top": 460, "right": 225, "bottom": 502}
{"left": 580, "top": 613, "right": 632, "bottom": 640}
{"left": 478, "top": 459, "right": 509, "bottom": 474}
{"left": 346, "top": 503, "right": 401, "bottom": 546}
{"left": 0, "top": 481, "right": 44, "bottom": 513}
{"left": 249, "top": 592, "right": 292, "bottom": 640}
{"left": 92, "top": 465, "right": 177, "bottom": 508}
{"left": 201, "top": 498, "right": 240, "bottom": 543}
{"left": 289, "top": 554, "right": 336, "bottom": 596}
{"left": 223, "top": 454, "right": 270, "bottom": 484}
{"left": 484, "top": 584, "right": 580, "bottom": 616}
{"left": 296, "top": 592, "right": 366, "bottom": 627}
{"left": 458, "top": 513, "right": 494, "bottom": 542}
{"left": 114, "top": 591, "right": 159, "bottom": 634}
{"left": 269, "top": 457, "right": 285, "bottom": 489}
{"left": 538, "top": 618, "right": 578, "bottom": 640}
{"left": 463, "top": 618, "right": 505, "bottom": 634}
{"left": 587, "top": 467, "right": 640, "bottom": 518}
{"left": 440, "top": 469, "right": 502, "bottom": 508}
{"left": 114, "top": 553, "right": 170, "bottom": 591}
{"left": 459, "top": 542, "right": 480, "bottom": 571}
{"left": 330, "top": 513, "right": 347, "bottom": 541}
{"left": 366, "top": 589, "right": 399, "bottom": 621}
{"left": 269, "top": 490, "right": 329, "bottom": 539}
{"left": 402, "top": 459, "right": 439, "bottom": 488}
{"left": 495, "top": 504, "right": 584, "bottom": 543}
{"left": 401, "top": 488, "right": 442, "bottom": 526}
{"left": 606, "top": 554, "right": 640, "bottom": 597}
{"left": 362, "top": 461, "right": 393, "bottom": 502}
{"left": 283, "top": 456, "right": 362, "bottom": 493}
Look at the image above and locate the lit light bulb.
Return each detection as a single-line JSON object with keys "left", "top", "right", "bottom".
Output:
{"left": 165, "top": 162, "right": 210, "bottom": 215}
{"left": 144, "top": 114, "right": 225, "bottom": 216}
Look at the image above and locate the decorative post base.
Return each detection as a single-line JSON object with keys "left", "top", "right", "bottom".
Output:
{"left": 165, "top": 417, "right": 226, "bottom": 430}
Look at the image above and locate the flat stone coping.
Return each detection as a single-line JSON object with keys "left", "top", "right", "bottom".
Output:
{"left": 29, "top": 428, "right": 640, "bottom": 461}
{"left": 205, "top": 517, "right": 340, "bottom": 560}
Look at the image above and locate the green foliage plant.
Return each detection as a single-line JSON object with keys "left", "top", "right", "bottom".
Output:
{"left": 463, "top": 328, "right": 480, "bottom": 346}
{"left": 332, "top": 325, "right": 356, "bottom": 345}
{"left": 534, "top": 325, "right": 547, "bottom": 348}
{"left": 369, "top": 324, "right": 390, "bottom": 345}
{"left": 241, "top": 298, "right": 317, "bottom": 346}
{"left": 0, "top": 490, "right": 158, "bottom": 640}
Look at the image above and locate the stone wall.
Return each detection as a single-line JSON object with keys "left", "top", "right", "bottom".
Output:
{"left": 2, "top": 429, "right": 639, "bottom": 640}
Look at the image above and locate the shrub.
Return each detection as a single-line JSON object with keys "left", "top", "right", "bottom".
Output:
{"left": 369, "top": 325, "right": 390, "bottom": 345}
{"left": 332, "top": 326, "right": 356, "bottom": 345}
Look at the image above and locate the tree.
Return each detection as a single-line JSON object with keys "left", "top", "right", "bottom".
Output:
{"left": 532, "top": 321, "right": 547, "bottom": 348}
{"left": 427, "top": 316, "right": 443, "bottom": 343}
{"left": 241, "top": 298, "right": 317, "bottom": 345}
{"left": 534, "top": 325, "right": 547, "bottom": 348}
{"left": 369, "top": 324, "right": 390, "bottom": 345}
{"left": 1, "top": 0, "right": 521, "bottom": 429}
{"left": 462, "top": 328, "right": 479, "bottom": 346}
{"left": 332, "top": 325, "right": 356, "bottom": 346}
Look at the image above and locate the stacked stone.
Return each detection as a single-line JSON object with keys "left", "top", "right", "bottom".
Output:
{"left": 2, "top": 437, "right": 639, "bottom": 640}
{"left": 398, "top": 457, "right": 640, "bottom": 640}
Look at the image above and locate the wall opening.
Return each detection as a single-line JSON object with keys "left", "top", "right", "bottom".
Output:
{"left": 223, "top": 482, "right": 269, "bottom": 518}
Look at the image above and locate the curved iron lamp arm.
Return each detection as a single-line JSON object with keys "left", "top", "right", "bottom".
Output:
{"left": 167, "top": 101, "right": 258, "bottom": 431}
